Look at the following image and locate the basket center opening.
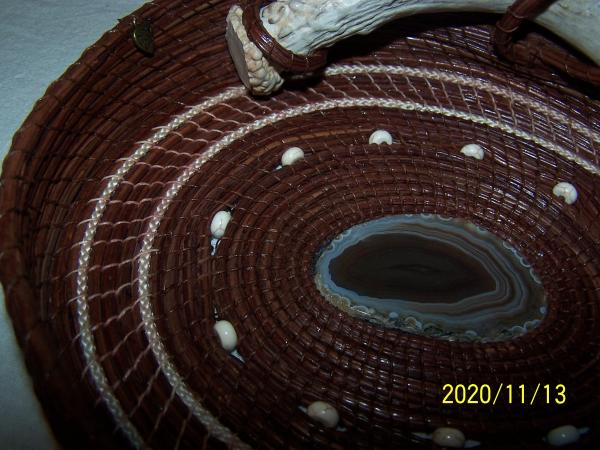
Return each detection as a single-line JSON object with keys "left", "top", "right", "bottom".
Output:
{"left": 315, "top": 215, "right": 547, "bottom": 342}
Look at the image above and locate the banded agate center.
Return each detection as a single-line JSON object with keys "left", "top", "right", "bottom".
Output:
{"left": 315, "top": 215, "right": 546, "bottom": 342}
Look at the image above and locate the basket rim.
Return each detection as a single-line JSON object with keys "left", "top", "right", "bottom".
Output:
{"left": 0, "top": 1, "right": 156, "bottom": 316}
{"left": 0, "top": 2, "right": 157, "bottom": 448}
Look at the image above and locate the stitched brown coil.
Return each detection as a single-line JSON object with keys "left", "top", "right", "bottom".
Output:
{"left": 495, "top": 0, "right": 600, "bottom": 86}
{"left": 1, "top": 1, "right": 599, "bottom": 449}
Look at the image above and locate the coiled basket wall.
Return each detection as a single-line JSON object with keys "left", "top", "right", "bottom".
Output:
{"left": 1, "top": 0, "right": 599, "bottom": 449}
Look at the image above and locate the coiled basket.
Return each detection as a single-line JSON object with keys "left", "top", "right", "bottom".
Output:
{"left": 1, "top": 0, "right": 599, "bottom": 449}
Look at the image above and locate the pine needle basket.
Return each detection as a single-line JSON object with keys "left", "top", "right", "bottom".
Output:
{"left": 1, "top": 0, "right": 600, "bottom": 449}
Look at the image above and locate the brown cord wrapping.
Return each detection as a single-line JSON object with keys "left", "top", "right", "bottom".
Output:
{"left": 1, "top": 2, "right": 600, "bottom": 450}
{"left": 495, "top": 0, "right": 600, "bottom": 86}
{"left": 241, "top": 0, "right": 328, "bottom": 74}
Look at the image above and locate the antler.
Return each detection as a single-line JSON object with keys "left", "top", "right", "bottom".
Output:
{"left": 226, "top": 0, "right": 600, "bottom": 95}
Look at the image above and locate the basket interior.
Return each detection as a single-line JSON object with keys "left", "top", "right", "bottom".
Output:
{"left": 1, "top": 1, "right": 600, "bottom": 449}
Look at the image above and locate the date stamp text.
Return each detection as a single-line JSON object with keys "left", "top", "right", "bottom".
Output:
{"left": 442, "top": 384, "right": 566, "bottom": 405}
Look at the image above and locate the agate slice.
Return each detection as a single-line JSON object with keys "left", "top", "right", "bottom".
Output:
{"left": 314, "top": 215, "right": 546, "bottom": 342}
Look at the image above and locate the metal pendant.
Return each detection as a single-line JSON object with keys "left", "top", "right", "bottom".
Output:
{"left": 132, "top": 17, "right": 154, "bottom": 56}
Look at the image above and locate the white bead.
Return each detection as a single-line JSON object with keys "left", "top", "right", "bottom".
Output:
{"left": 552, "top": 182, "right": 578, "bottom": 205}
{"left": 460, "top": 143, "right": 484, "bottom": 160}
{"left": 547, "top": 425, "right": 580, "bottom": 446}
{"left": 210, "top": 210, "right": 231, "bottom": 239}
{"left": 281, "top": 146, "right": 304, "bottom": 166}
{"left": 432, "top": 427, "right": 466, "bottom": 448}
{"left": 369, "top": 130, "right": 392, "bottom": 145}
{"left": 214, "top": 320, "right": 238, "bottom": 352}
{"left": 307, "top": 401, "right": 339, "bottom": 428}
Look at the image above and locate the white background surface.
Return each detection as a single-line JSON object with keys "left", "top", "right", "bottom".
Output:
{"left": 0, "top": 1, "right": 146, "bottom": 449}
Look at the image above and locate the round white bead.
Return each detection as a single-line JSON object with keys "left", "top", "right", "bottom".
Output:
{"left": 460, "top": 143, "right": 484, "bottom": 160}
{"left": 547, "top": 425, "right": 580, "bottom": 447}
{"left": 552, "top": 182, "right": 578, "bottom": 205}
{"left": 281, "top": 146, "right": 304, "bottom": 166}
{"left": 307, "top": 401, "right": 339, "bottom": 428}
{"left": 214, "top": 320, "right": 238, "bottom": 352}
{"left": 210, "top": 210, "right": 231, "bottom": 239}
{"left": 369, "top": 130, "right": 393, "bottom": 145}
{"left": 432, "top": 427, "right": 466, "bottom": 448}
